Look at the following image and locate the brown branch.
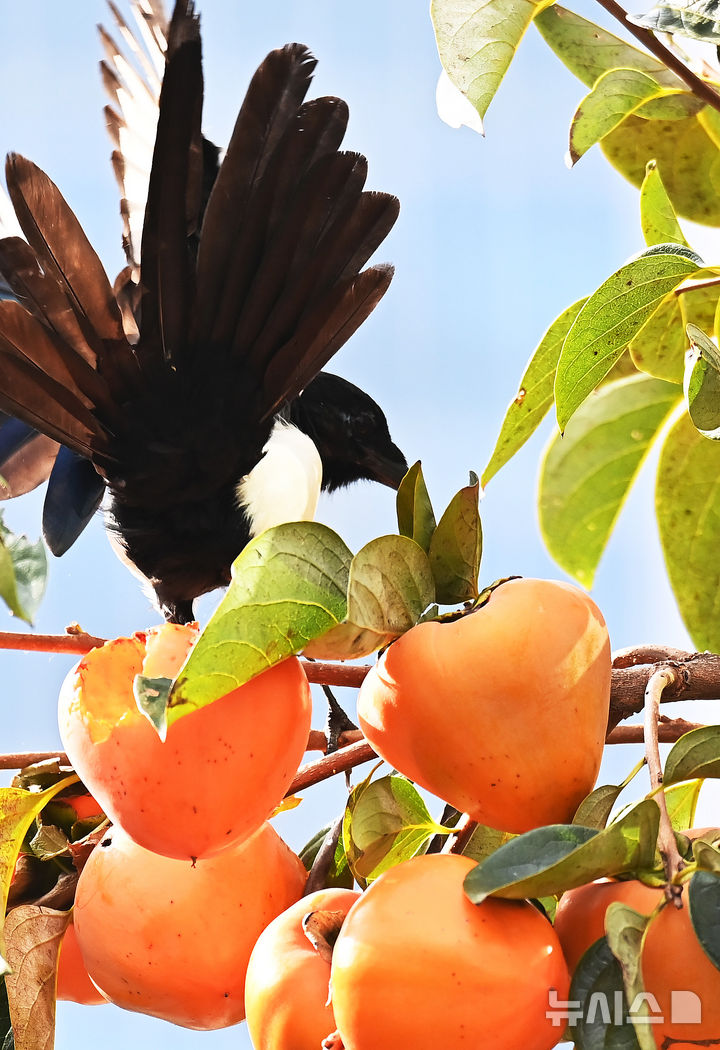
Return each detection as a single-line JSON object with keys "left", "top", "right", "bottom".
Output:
{"left": 0, "top": 751, "right": 70, "bottom": 770}
{"left": 612, "top": 645, "right": 692, "bottom": 668}
{"left": 608, "top": 651, "right": 720, "bottom": 731}
{"left": 606, "top": 717, "right": 704, "bottom": 744}
{"left": 645, "top": 668, "right": 685, "bottom": 900}
{"left": 675, "top": 276, "right": 720, "bottom": 297}
{"left": 287, "top": 740, "right": 378, "bottom": 795}
{"left": 594, "top": 0, "right": 720, "bottom": 114}
{"left": 0, "top": 630, "right": 106, "bottom": 655}
{"left": 0, "top": 631, "right": 370, "bottom": 687}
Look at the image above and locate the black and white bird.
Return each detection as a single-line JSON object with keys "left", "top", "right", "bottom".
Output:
{"left": 0, "top": 0, "right": 406, "bottom": 623}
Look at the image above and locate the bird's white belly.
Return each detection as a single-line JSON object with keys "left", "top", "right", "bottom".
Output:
{"left": 236, "top": 419, "right": 323, "bottom": 536}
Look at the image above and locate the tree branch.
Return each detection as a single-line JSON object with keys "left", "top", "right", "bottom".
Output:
{"left": 644, "top": 667, "right": 685, "bottom": 900}
{"left": 593, "top": 0, "right": 720, "bottom": 114}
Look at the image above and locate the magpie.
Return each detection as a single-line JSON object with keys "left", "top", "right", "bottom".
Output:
{"left": 0, "top": 0, "right": 406, "bottom": 623}
{"left": 0, "top": 0, "right": 404, "bottom": 623}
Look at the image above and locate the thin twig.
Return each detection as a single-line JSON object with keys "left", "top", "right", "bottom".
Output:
{"left": 594, "top": 0, "right": 720, "bottom": 114}
{"left": 644, "top": 667, "right": 685, "bottom": 901}
{"left": 304, "top": 814, "right": 345, "bottom": 896}
{"left": 606, "top": 717, "right": 704, "bottom": 744}
{"left": 0, "top": 751, "right": 70, "bottom": 770}
{"left": 287, "top": 740, "right": 378, "bottom": 796}
{"left": 449, "top": 816, "right": 479, "bottom": 855}
{"left": 675, "top": 276, "right": 720, "bottom": 296}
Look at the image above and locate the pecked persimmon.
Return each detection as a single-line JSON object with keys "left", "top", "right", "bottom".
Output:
{"left": 73, "top": 821, "right": 306, "bottom": 1030}
{"left": 555, "top": 876, "right": 720, "bottom": 1048}
{"left": 245, "top": 887, "right": 359, "bottom": 1049}
{"left": 58, "top": 623, "right": 311, "bottom": 859}
{"left": 56, "top": 919, "right": 106, "bottom": 1006}
{"left": 330, "top": 853, "right": 569, "bottom": 1050}
{"left": 357, "top": 577, "right": 610, "bottom": 833}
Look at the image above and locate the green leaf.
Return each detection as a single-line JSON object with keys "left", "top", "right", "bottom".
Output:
{"left": 684, "top": 323, "right": 720, "bottom": 438}
{"left": 630, "top": 0, "right": 720, "bottom": 43}
{"left": 482, "top": 297, "right": 587, "bottom": 485}
{"left": 573, "top": 785, "right": 625, "bottom": 830}
{"left": 463, "top": 800, "right": 660, "bottom": 904}
{"left": 0, "top": 775, "right": 78, "bottom": 973}
{"left": 427, "top": 475, "right": 482, "bottom": 604}
{"left": 396, "top": 461, "right": 436, "bottom": 552}
{"left": 568, "top": 937, "right": 642, "bottom": 1049}
{"left": 688, "top": 870, "right": 720, "bottom": 970}
{"left": 664, "top": 725, "right": 720, "bottom": 784}
{"left": 540, "top": 375, "right": 680, "bottom": 588}
{"left": 573, "top": 760, "right": 646, "bottom": 830}
{"left": 555, "top": 251, "right": 698, "bottom": 430}
{"left": 535, "top": 5, "right": 669, "bottom": 85}
{"left": 605, "top": 903, "right": 657, "bottom": 1050}
{"left": 663, "top": 779, "right": 702, "bottom": 831}
{"left": 656, "top": 412, "right": 720, "bottom": 652}
{"left": 169, "top": 522, "right": 351, "bottom": 720}
{"left": 640, "top": 161, "right": 689, "bottom": 248}
{"left": 431, "top": 0, "right": 555, "bottom": 125}
{"left": 601, "top": 109, "right": 720, "bottom": 225}
{"left": 629, "top": 279, "right": 719, "bottom": 384}
{"left": 342, "top": 775, "right": 449, "bottom": 887}
{"left": 298, "top": 822, "right": 353, "bottom": 889}
{"left": 307, "top": 535, "right": 436, "bottom": 659}
{"left": 535, "top": 5, "right": 701, "bottom": 119}
{"left": 4, "top": 906, "right": 71, "bottom": 1050}
{"left": 133, "top": 675, "right": 172, "bottom": 741}
{"left": 569, "top": 69, "right": 682, "bottom": 166}
{"left": 692, "top": 835, "right": 720, "bottom": 873}
{"left": 460, "top": 824, "right": 515, "bottom": 864}
{"left": 0, "top": 517, "right": 47, "bottom": 625}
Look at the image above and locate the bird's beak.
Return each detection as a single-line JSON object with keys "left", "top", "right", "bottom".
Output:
{"left": 364, "top": 444, "right": 408, "bottom": 490}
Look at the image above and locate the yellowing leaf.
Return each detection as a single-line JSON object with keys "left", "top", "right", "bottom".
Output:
{"left": 4, "top": 906, "right": 71, "bottom": 1050}
{"left": 432, "top": 0, "right": 554, "bottom": 124}
{"left": 483, "top": 297, "right": 586, "bottom": 485}
{"left": 540, "top": 375, "right": 680, "bottom": 587}
{"left": 569, "top": 69, "right": 683, "bottom": 165}
{"left": 656, "top": 411, "right": 720, "bottom": 651}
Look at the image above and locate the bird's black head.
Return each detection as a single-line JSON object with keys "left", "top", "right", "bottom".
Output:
{"left": 292, "top": 372, "right": 407, "bottom": 493}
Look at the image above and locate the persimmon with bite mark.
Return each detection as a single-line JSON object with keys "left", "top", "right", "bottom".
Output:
{"left": 73, "top": 822, "right": 306, "bottom": 1029}
{"left": 58, "top": 623, "right": 312, "bottom": 859}
{"left": 358, "top": 577, "right": 611, "bottom": 833}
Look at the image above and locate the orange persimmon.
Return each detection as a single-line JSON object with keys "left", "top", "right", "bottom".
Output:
{"left": 73, "top": 822, "right": 306, "bottom": 1029}
{"left": 330, "top": 853, "right": 569, "bottom": 1050}
{"left": 56, "top": 919, "right": 106, "bottom": 1006}
{"left": 245, "top": 887, "right": 360, "bottom": 1049}
{"left": 58, "top": 623, "right": 311, "bottom": 859}
{"left": 555, "top": 877, "right": 720, "bottom": 1048}
{"left": 358, "top": 577, "right": 610, "bottom": 833}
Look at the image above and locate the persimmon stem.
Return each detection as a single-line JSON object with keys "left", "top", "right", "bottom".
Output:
{"left": 644, "top": 667, "right": 685, "bottom": 901}
{"left": 593, "top": 0, "right": 720, "bottom": 114}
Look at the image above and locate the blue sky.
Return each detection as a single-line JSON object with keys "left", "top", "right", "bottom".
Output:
{"left": 0, "top": 1, "right": 716, "bottom": 1047}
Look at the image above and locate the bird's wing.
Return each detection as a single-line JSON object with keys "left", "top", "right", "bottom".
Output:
{"left": 0, "top": 157, "right": 139, "bottom": 467}
{"left": 187, "top": 40, "right": 399, "bottom": 417}
{"left": 99, "top": 0, "right": 167, "bottom": 277}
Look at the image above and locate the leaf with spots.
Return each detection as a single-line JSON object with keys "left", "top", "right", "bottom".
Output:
{"left": 483, "top": 297, "right": 586, "bottom": 485}
{"left": 4, "top": 906, "right": 71, "bottom": 1050}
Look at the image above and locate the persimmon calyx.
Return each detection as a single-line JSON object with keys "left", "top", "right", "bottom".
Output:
{"left": 302, "top": 909, "right": 347, "bottom": 964}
